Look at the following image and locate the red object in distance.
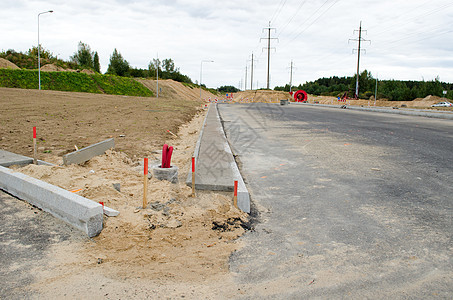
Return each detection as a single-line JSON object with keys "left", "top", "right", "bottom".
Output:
{"left": 33, "top": 127, "right": 36, "bottom": 139}
{"left": 293, "top": 90, "right": 308, "bottom": 102}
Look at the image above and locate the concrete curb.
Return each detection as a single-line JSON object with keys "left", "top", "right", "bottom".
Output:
{"left": 186, "top": 104, "right": 251, "bottom": 213}
{"left": 63, "top": 138, "right": 114, "bottom": 165}
{"left": 0, "top": 149, "right": 56, "bottom": 167}
{"left": 216, "top": 104, "right": 250, "bottom": 213}
{"left": 293, "top": 102, "right": 453, "bottom": 120}
{"left": 185, "top": 106, "right": 209, "bottom": 188}
{"left": 0, "top": 165, "right": 103, "bottom": 237}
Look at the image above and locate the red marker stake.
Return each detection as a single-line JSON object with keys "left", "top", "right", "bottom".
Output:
{"left": 233, "top": 180, "right": 238, "bottom": 208}
{"left": 191, "top": 157, "right": 196, "bottom": 197}
{"left": 33, "top": 127, "right": 37, "bottom": 165}
{"left": 143, "top": 158, "right": 148, "bottom": 208}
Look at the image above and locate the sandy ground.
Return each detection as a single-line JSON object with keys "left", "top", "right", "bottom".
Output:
{"left": 232, "top": 89, "right": 450, "bottom": 110}
{"left": 0, "top": 86, "right": 202, "bottom": 160}
{"left": 1, "top": 85, "right": 249, "bottom": 298}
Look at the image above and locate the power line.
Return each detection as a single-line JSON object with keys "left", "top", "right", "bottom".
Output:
{"left": 270, "top": 0, "right": 288, "bottom": 26}
{"left": 283, "top": 0, "right": 337, "bottom": 47}
{"left": 370, "top": 1, "right": 453, "bottom": 38}
{"left": 277, "top": 0, "right": 307, "bottom": 39}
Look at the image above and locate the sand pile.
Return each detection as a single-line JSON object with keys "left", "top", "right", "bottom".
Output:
{"left": 232, "top": 90, "right": 291, "bottom": 103}
{"left": 13, "top": 109, "right": 249, "bottom": 286}
{"left": 0, "top": 58, "right": 19, "bottom": 69}
{"left": 40, "top": 63, "right": 68, "bottom": 72}
{"left": 80, "top": 69, "right": 95, "bottom": 74}
{"left": 137, "top": 79, "right": 216, "bottom": 102}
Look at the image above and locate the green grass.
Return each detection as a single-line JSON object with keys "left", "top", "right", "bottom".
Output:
{"left": 0, "top": 69, "right": 153, "bottom": 97}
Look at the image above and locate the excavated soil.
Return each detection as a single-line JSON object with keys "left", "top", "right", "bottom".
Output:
{"left": 1, "top": 85, "right": 249, "bottom": 298}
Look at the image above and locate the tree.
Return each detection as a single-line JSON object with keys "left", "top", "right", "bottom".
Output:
{"left": 70, "top": 42, "right": 94, "bottom": 69}
{"left": 162, "top": 58, "right": 175, "bottom": 73}
{"left": 148, "top": 58, "right": 161, "bottom": 78}
{"left": 107, "top": 48, "right": 129, "bottom": 76}
{"left": 218, "top": 86, "right": 240, "bottom": 93}
{"left": 27, "top": 45, "right": 54, "bottom": 60}
{"left": 93, "top": 51, "right": 100, "bottom": 73}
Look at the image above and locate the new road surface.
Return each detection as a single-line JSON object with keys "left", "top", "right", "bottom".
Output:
{"left": 220, "top": 103, "right": 453, "bottom": 298}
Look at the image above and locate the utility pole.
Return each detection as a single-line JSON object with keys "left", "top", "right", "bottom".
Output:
{"left": 349, "top": 21, "right": 370, "bottom": 98}
{"left": 250, "top": 52, "right": 253, "bottom": 90}
{"left": 289, "top": 60, "right": 294, "bottom": 94}
{"left": 249, "top": 52, "right": 257, "bottom": 90}
{"left": 156, "top": 54, "right": 159, "bottom": 98}
{"left": 374, "top": 74, "right": 378, "bottom": 106}
{"left": 261, "top": 21, "right": 278, "bottom": 89}
{"left": 245, "top": 64, "right": 248, "bottom": 90}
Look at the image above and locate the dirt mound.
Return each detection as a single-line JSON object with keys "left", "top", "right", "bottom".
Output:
{"left": 80, "top": 69, "right": 95, "bottom": 74}
{"left": 232, "top": 90, "right": 291, "bottom": 103}
{"left": 40, "top": 63, "right": 68, "bottom": 72}
{"left": 137, "top": 79, "right": 216, "bottom": 102}
{"left": 0, "top": 58, "right": 19, "bottom": 69}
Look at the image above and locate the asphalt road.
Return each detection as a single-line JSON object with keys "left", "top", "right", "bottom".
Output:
{"left": 220, "top": 103, "right": 453, "bottom": 299}
{"left": 0, "top": 191, "right": 85, "bottom": 299}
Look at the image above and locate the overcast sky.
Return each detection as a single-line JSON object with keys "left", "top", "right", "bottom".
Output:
{"left": 1, "top": 0, "right": 452, "bottom": 89}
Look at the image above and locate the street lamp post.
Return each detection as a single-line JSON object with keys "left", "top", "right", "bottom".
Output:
{"left": 200, "top": 60, "right": 213, "bottom": 100}
{"left": 38, "top": 10, "right": 53, "bottom": 90}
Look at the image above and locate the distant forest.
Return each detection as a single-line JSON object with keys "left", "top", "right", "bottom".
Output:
{"left": 274, "top": 70, "right": 453, "bottom": 101}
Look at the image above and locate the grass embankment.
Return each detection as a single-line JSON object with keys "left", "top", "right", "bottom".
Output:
{"left": 0, "top": 69, "right": 153, "bottom": 97}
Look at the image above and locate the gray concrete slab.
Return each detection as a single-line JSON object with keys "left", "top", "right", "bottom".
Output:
{"left": 186, "top": 104, "right": 250, "bottom": 213}
{"left": 0, "top": 149, "right": 33, "bottom": 167}
{"left": 0, "top": 165, "right": 103, "bottom": 237}
{"left": 1, "top": 149, "right": 56, "bottom": 167}
{"left": 63, "top": 138, "right": 114, "bottom": 165}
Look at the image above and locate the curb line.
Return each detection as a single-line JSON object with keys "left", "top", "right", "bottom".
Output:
{"left": 186, "top": 104, "right": 251, "bottom": 213}
{"left": 292, "top": 102, "right": 453, "bottom": 120}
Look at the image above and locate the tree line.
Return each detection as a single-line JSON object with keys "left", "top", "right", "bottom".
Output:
{"left": 274, "top": 70, "right": 453, "bottom": 101}
{"left": 0, "top": 42, "right": 193, "bottom": 84}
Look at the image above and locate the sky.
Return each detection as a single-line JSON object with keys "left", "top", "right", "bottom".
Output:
{"left": 1, "top": 0, "right": 453, "bottom": 89}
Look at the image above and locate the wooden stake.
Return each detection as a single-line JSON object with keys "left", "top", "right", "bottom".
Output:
{"left": 33, "top": 127, "right": 37, "bottom": 165}
{"left": 233, "top": 180, "right": 238, "bottom": 208}
{"left": 143, "top": 158, "right": 148, "bottom": 208}
{"left": 167, "top": 130, "right": 178, "bottom": 138}
{"left": 191, "top": 157, "right": 196, "bottom": 197}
